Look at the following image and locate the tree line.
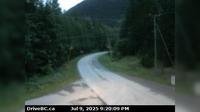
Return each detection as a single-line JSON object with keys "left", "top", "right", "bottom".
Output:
{"left": 114, "top": 0, "right": 174, "bottom": 68}
{"left": 25, "top": 0, "right": 114, "bottom": 77}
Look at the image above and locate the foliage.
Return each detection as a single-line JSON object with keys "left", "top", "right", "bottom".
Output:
{"left": 99, "top": 54, "right": 172, "bottom": 85}
{"left": 141, "top": 53, "right": 154, "bottom": 68}
{"left": 68, "top": 0, "right": 129, "bottom": 26}
{"left": 25, "top": 0, "right": 114, "bottom": 77}
{"left": 116, "top": 0, "right": 175, "bottom": 67}
{"left": 0, "top": 0, "right": 24, "bottom": 83}
{"left": 176, "top": 0, "right": 200, "bottom": 69}
{"left": 26, "top": 56, "right": 81, "bottom": 99}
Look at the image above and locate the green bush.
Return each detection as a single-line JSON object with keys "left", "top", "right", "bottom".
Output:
{"left": 141, "top": 54, "right": 154, "bottom": 68}
{"left": 113, "top": 39, "right": 130, "bottom": 58}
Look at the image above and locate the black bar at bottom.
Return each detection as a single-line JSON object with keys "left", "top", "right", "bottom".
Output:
{"left": 25, "top": 105, "right": 175, "bottom": 112}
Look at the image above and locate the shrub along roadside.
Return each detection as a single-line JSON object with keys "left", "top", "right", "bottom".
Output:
{"left": 99, "top": 54, "right": 172, "bottom": 86}
{"left": 1, "top": 55, "right": 81, "bottom": 112}
{"left": 25, "top": 56, "right": 81, "bottom": 100}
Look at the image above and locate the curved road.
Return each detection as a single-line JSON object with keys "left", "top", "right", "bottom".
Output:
{"left": 26, "top": 52, "right": 197, "bottom": 111}
{"left": 26, "top": 52, "right": 175, "bottom": 106}
{"left": 78, "top": 52, "right": 174, "bottom": 105}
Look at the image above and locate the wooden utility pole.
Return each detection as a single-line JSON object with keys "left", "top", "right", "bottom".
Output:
{"left": 154, "top": 15, "right": 158, "bottom": 71}
{"left": 153, "top": 13, "right": 173, "bottom": 71}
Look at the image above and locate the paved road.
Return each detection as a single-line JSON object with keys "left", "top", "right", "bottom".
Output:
{"left": 26, "top": 52, "right": 200, "bottom": 111}
{"left": 26, "top": 52, "right": 175, "bottom": 105}
{"left": 25, "top": 80, "right": 105, "bottom": 105}
{"left": 78, "top": 52, "right": 175, "bottom": 105}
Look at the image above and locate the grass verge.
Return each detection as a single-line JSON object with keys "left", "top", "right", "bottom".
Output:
{"left": 99, "top": 54, "right": 198, "bottom": 95}
{"left": 99, "top": 54, "right": 172, "bottom": 86}
{"left": 25, "top": 56, "right": 81, "bottom": 100}
{"left": 1, "top": 56, "right": 82, "bottom": 112}
{"left": 0, "top": 83, "right": 24, "bottom": 112}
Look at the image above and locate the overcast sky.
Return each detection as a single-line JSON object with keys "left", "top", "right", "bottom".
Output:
{"left": 58, "top": 0, "right": 84, "bottom": 11}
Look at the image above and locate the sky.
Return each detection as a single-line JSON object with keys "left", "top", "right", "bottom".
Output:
{"left": 58, "top": 0, "right": 84, "bottom": 11}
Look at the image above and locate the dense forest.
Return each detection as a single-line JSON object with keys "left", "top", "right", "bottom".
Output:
{"left": 0, "top": 0, "right": 24, "bottom": 84}
{"left": 24, "top": 0, "right": 176, "bottom": 80}
{"left": 0, "top": 0, "right": 177, "bottom": 84}
{"left": 25, "top": 0, "right": 115, "bottom": 77}
{"left": 68, "top": 0, "right": 129, "bottom": 26}
{"left": 176, "top": 0, "right": 200, "bottom": 69}
{"left": 1, "top": 0, "right": 200, "bottom": 111}
{"left": 114, "top": 0, "right": 175, "bottom": 68}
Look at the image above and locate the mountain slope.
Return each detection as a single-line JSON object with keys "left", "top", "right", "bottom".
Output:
{"left": 67, "top": 0, "right": 129, "bottom": 26}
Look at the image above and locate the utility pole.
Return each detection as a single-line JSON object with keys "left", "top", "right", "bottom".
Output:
{"left": 153, "top": 15, "right": 158, "bottom": 71}
{"left": 153, "top": 13, "right": 173, "bottom": 71}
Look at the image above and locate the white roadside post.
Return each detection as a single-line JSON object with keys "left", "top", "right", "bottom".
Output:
{"left": 171, "top": 75, "right": 175, "bottom": 86}
{"left": 194, "top": 81, "right": 200, "bottom": 96}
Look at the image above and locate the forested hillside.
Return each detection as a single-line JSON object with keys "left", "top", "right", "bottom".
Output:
{"left": 67, "top": 0, "right": 129, "bottom": 26}
{"left": 25, "top": 0, "right": 115, "bottom": 77}
{"left": 115, "top": 0, "right": 175, "bottom": 68}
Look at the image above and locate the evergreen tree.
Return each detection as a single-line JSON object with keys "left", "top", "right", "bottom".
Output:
{"left": 117, "top": 0, "right": 174, "bottom": 67}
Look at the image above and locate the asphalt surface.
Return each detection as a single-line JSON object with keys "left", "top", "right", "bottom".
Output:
{"left": 25, "top": 52, "right": 200, "bottom": 112}
{"left": 26, "top": 52, "right": 176, "bottom": 105}
{"left": 25, "top": 80, "right": 104, "bottom": 105}
{"left": 78, "top": 52, "right": 175, "bottom": 105}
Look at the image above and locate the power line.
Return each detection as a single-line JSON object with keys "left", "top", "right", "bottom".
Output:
{"left": 156, "top": 23, "right": 174, "bottom": 65}
{"left": 153, "top": 12, "right": 174, "bottom": 70}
